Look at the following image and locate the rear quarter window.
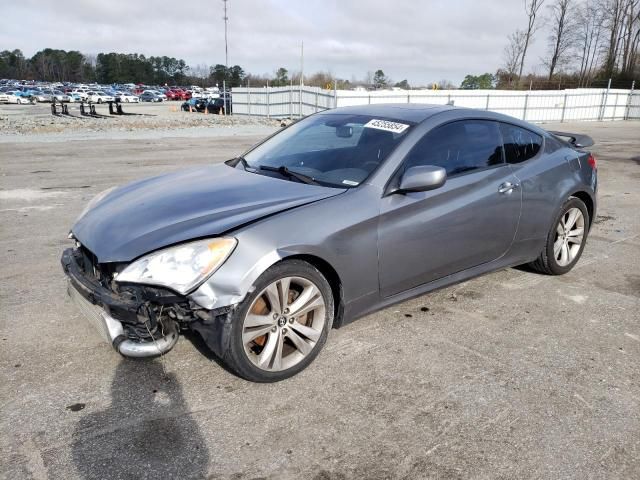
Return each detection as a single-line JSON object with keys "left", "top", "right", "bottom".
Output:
{"left": 500, "top": 123, "right": 543, "bottom": 164}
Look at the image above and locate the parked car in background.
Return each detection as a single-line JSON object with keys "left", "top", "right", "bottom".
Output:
{"left": 139, "top": 91, "right": 164, "bottom": 102}
{"left": 181, "top": 97, "right": 210, "bottom": 112}
{"left": 170, "top": 88, "right": 186, "bottom": 100}
{"left": 207, "top": 96, "right": 232, "bottom": 114}
{"left": 71, "top": 90, "right": 89, "bottom": 101}
{"left": 166, "top": 89, "right": 185, "bottom": 100}
{"left": 61, "top": 104, "right": 598, "bottom": 382}
{"left": 52, "top": 90, "right": 71, "bottom": 102}
{"left": 67, "top": 93, "right": 84, "bottom": 103}
{"left": 86, "top": 91, "right": 115, "bottom": 103}
{"left": 4, "top": 91, "right": 33, "bottom": 104}
{"left": 31, "top": 90, "right": 53, "bottom": 102}
{"left": 115, "top": 92, "right": 139, "bottom": 103}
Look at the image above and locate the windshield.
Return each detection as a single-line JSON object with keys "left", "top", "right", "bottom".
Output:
{"left": 241, "top": 113, "right": 413, "bottom": 188}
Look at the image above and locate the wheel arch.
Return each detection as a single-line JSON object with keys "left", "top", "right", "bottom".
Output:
{"left": 280, "top": 254, "right": 345, "bottom": 329}
{"left": 569, "top": 190, "right": 595, "bottom": 229}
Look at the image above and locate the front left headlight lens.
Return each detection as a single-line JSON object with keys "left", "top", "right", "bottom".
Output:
{"left": 115, "top": 237, "right": 237, "bottom": 295}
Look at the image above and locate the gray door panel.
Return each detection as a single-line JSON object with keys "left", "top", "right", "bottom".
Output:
{"left": 378, "top": 166, "right": 521, "bottom": 297}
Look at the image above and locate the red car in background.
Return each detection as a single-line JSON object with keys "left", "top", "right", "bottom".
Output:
{"left": 164, "top": 90, "right": 179, "bottom": 100}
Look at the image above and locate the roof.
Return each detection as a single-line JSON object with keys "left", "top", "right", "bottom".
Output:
{"left": 319, "top": 103, "right": 456, "bottom": 124}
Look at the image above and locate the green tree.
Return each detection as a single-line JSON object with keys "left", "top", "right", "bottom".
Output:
{"left": 394, "top": 79, "right": 410, "bottom": 89}
{"left": 229, "top": 65, "right": 245, "bottom": 87}
{"left": 373, "top": 69, "right": 388, "bottom": 88}
{"left": 460, "top": 73, "right": 495, "bottom": 89}
{"left": 274, "top": 67, "right": 289, "bottom": 86}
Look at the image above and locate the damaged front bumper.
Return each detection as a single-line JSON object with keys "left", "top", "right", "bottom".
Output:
{"left": 61, "top": 247, "right": 233, "bottom": 358}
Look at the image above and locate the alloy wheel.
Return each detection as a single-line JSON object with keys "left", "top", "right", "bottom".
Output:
{"left": 554, "top": 207, "right": 585, "bottom": 267}
{"left": 242, "top": 276, "right": 326, "bottom": 372}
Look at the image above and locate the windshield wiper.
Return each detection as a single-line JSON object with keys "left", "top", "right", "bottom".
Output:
{"left": 258, "top": 165, "right": 319, "bottom": 185}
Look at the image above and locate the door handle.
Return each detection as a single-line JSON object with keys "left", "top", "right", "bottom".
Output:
{"left": 498, "top": 182, "right": 520, "bottom": 194}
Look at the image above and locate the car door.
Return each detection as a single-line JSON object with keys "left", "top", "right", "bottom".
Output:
{"left": 378, "top": 119, "right": 522, "bottom": 297}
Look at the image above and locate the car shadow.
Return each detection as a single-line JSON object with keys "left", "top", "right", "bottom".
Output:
{"left": 71, "top": 358, "right": 209, "bottom": 479}
{"left": 182, "top": 330, "right": 239, "bottom": 377}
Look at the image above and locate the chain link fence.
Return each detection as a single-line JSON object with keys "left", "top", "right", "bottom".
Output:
{"left": 231, "top": 86, "right": 640, "bottom": 123}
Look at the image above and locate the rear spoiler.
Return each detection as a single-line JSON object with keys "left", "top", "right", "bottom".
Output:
{"left": 547, "top": 131, "right": 594, "bottom": 148}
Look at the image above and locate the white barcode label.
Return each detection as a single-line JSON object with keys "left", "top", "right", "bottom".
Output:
{"left": 364, "top": 119, "right": 410, "bottom": 134}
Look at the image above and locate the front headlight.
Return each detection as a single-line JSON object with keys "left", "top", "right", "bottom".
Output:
{"left": 115, "top": 237, "right": 237, "bottom": 295}
{"left": 76, "top": 186, "right": 117, "bottom": 223}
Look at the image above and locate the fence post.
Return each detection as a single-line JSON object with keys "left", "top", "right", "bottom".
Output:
{"left": 599, "top": 78, "right": 611, "bottom": 121}
{"left": 613, "top": 92, "right": 619, "bottom": 120}
{"left": 266, "top": 81, "right": 270, "bottom": 120}
{"left": 407, "top": 94, "right": 410, "bottom": 103}
{"left": 523, "top": 93, "right": 529, "bottom": 121}
{"left": 315, "top": 89, "right": 319, "bottom": 113}
{"left": 624, "top": 80, "right": 635, "bottom": 120}
{"left": 485, "top": 94, "right": 490, "bottom": 111}
{"left": 368, "top": 95, "right": 371, "bottom": 105}
{"left": 247, "top": 85, "right": 251, "bottom": 118}
{"left": 333, "top": 80, "right": 337, "bottom": 109}
{"left": 561, "top": 93, "right": 568, "bottom": 123}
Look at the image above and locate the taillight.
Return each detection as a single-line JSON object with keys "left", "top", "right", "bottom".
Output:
{"left": 588, "top": 154, "right": 597, "bottom": 169}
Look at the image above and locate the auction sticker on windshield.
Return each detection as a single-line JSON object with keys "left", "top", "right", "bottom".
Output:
{"left": 364, "top": 119, "right": 410, "bottom": 134}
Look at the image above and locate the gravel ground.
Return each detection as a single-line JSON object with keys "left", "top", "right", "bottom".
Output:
{"left": 0, "top": 119, "right": 639, "bottom": 480}
{"left": 0, "top": 102, "right": 282, "bottom": 136}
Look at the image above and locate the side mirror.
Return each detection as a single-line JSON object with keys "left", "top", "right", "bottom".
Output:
{"left": 396, "top": 165, "right": 447, "bottom": 193}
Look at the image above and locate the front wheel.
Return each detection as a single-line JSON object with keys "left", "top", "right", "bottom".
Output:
{"left": 530, "top": 197, "right": 590, "bottom": 275}
{"left": 221, "top": 260, "right": 334, "bottom": 382}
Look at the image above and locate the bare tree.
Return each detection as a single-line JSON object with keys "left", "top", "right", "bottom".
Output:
{"left": 503, "top": 30, "right": 527, "bottom": 86}
{"left": 576, "top": 0, "right": 605, "bottom": 85}
{"left": 602, "top": 0, "right": 640, "bottom": 78}
{"left": 545, "top": 0, "right": 576, "bottom": 79}
{"left": 619, "top": 0, "right": 640, "bottom": 75}
{"left": 518, "top": 0, "right": 546, "bottom": 78}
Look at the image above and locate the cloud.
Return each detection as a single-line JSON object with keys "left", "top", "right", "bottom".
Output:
{"left": 1, "top": 0, "right": 551, "bottom": 84}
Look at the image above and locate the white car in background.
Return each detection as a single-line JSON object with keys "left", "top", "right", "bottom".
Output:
{"left": 115, "top": 92, "right": 139, "bottom": 103}
{"left": 4, "top": 92, "right": 33, "bottom": 104}
{"left": 70, "top": 90, "right": 89, "bottom": 101}
{"left": 86, "top": 91, "right": 115, "bottom": 103}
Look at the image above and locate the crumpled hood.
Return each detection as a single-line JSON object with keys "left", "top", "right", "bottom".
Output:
{"left": 72, "top": 163, "right": 344, "bottom": 262}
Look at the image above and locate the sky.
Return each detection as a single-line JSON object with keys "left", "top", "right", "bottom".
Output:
{"left": 2, "top": 0, "right": 551, "bottom": 85}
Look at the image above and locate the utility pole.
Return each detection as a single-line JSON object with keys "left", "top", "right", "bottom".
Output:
{"left": 299, "top": 41, "right": 303, "bottom": 118}
{"left": 222, "top": 0, "right": 229, "bottom": 115}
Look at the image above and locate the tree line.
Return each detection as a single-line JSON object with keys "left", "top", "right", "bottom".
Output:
{"left": 0, "top": 49, "right": 249, "bottom": 87}
{"left": 498, "top": 0, "right": 639, "bottom": 89}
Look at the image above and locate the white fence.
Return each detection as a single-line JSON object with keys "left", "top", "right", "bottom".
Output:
{"left": 231, "top": 86, "right": 640, "bottom": 123}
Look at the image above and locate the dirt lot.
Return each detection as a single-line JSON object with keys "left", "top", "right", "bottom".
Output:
{"left": 0, "top": 101, "right": 281, "bottom": 136}
{"left": 0, "top": 117, "right": 639, "bottom": 480}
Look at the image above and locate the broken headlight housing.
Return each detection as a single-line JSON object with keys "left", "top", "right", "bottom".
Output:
{"left": 115, "top": 237, "right": 237, "bottom": 295}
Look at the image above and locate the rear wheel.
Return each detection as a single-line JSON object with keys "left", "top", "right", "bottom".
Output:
{"left": 530, "top": 197, "right": 589, "bottom": 275}
{"left": 221, "top": 260, "right": 334, "bottom": 382}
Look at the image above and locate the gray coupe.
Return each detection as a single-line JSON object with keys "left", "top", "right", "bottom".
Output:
{"left": 62, "top": 104, "right": 597, "bottom": 381}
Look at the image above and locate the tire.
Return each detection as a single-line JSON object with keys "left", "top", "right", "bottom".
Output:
{"left": 220, "top": 259, "right": 334, "bottom": 382}
{"left": 97, "top": 99, "right": 102, "bottom": 104}
{"left": 530, "top": 197, "right": 590, "bottom": 275}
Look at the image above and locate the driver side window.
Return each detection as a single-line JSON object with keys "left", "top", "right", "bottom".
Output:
{"left": 404, "top": 120, "right": 504, "bottom": 176}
